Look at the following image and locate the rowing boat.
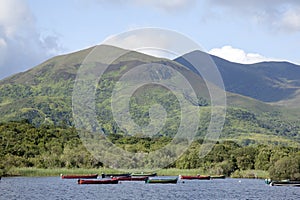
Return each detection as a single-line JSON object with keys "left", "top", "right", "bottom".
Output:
{"left": 145, "top": 177, "right": 178, "bottom": 184}
{"left": 266, "top": 179, "right": 300, "bottom": 187}
{"left": 112, "top": 176, "right": 148, "bottom": 181}
{"left": 78, "top": 179, "right": 119, "bottom": 184}
{"left": 179, "top": 175, "right": 210, "bottom": 180}
{"left": 210, "top": 175, "right": 226, "bottom": 179}
{"left": 101, "top": 173, "right": 131, "bottom": 178}
{"left": 61, "top": 174, "right": 98, "bottom": 179}
{"left": 131, "top": 172, "right": 157, "bottom": 177}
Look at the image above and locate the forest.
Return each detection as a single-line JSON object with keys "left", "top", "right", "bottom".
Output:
{"left": 1, "top": 121, "right": 299, "bottom": 181}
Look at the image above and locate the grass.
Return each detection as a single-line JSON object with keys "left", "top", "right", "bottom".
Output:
{"left": 7, "top": 167, "right": 225, "bottom": 177}
{"left": 156, "top": 168, "right": 207, "bottom": 176}
{"left": 5, "top": 167, "right": 270, "bottom": 180}
{"left": 7, "top": 167, "right": 125, "bottom": 177}
{"left": 231, "top": 170, "right": 269, "bottom": 179}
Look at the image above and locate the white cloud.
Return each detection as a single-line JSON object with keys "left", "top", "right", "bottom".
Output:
{"left": 133, "top": 0, "right": 196, "bottom": 12}
{"left": 90, "top": 0, "right": 196, "bottom": 12}
{"left": 207, "top": 0, "right": 300, "bottom": 32}
{"left": 280, "top": 7, "right": 300, "bottom": 31}
{"left": 0, "top": 0, "right": 62, "bottom": 79}
{"left": 209, "top": 46, "right": 287, "bottom": 64}
{"left": 102, "top": 28, "right": 200, "bottom": 59}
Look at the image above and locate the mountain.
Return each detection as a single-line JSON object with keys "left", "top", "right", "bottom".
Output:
{"left": 0, "top": 45, "right": 299, "bottom": 146}
{"left": 174, "top": 51, "right": 300, "bottom": 106}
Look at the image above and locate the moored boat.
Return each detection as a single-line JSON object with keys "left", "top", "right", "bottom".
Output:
{"left": 78, "top": 179, "right": 119, "bottom": 184}
{"left": 61, "top": 174, "right": 98, "bottom": 179}
{"left": 179, "top": 175, "right": 210, "bottom": 180}
{"left": 145, "top": 177, "right": 178, "bottom": 184}
{"left": 112, "top": 176, "right": 148, "bottom": 181}
{"left": 131, "top": 172, "right": 157, "bottom": 177}
{"left": 210, "top": 175, "right": 226, "bottom": 179}
{"left": 265, "top": 179, "right": 300, "bottom": 187}
{"left": 101, "top": 173, "right": 131, "bottom": 178}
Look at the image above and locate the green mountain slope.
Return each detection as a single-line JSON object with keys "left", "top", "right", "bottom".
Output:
{"left": 175, "top": 51, "right": 300, "bottom": 106}
{"left": 0, "top": 45, "right": 299, "bottom": 146}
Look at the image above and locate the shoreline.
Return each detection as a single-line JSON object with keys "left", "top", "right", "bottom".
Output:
{"left": 2, "top": 167, "right": 269, "bottom": 179}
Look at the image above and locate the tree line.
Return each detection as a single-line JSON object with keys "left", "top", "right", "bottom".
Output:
{"left": 0, "top": 121, "right": 299, "bottom": 180}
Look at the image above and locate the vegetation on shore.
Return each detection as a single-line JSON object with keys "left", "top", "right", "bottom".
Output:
{"left": 5, "top": 167, "right": 269, "bottom": 179}
{"left": 1, "top": 121, "right": 299, "bottom": 181}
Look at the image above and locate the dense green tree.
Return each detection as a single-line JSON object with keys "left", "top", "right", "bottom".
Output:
{"left": 232, "top": 146, "right": 257, "bottom": 170}
{"left": 255, "top": 147, "right": 272, "bottom": 170}
{"left": 269, "top": 155, "right": 300, "bottom": 180}
{"left": 0, "top": 121, "right": 299, "bottom": 178}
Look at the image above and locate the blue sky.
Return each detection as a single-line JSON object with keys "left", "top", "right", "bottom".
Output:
{"left": 0, "top": 0, "right": 300, "bottom": 78}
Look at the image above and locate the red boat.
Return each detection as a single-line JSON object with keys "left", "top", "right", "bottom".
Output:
{"left": 179, "top": 175, "right": 210, "bottom": 180}
{"left": 78, "top": 179, "right": 119, "bottom": 184}
{"left": 112, "top": 176, "right": 148, "bottom": 181}
{"left": 60, "top": 174, "right": 98, "bottom": 179}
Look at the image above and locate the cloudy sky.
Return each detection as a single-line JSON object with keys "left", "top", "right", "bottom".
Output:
{"left": 0, "top": 0, "right": 299, "bottom": 79}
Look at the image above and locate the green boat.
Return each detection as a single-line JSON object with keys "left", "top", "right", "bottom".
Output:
{"left": 131, "top": 172, "right": 157, "bottom": 177}
{"left": 145, "top": 177, "right": 178, "bottom": 184}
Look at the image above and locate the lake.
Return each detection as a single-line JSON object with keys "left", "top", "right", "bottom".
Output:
{"left": 0, "top": 177, "right": 299, "bottom": 200}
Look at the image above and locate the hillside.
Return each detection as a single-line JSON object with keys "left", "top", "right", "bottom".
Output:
{"left": 0, "top": 45, "right": 299, "bottom": 146}
{"left": 174, "top": 51, "right": 300, "bottom": 105}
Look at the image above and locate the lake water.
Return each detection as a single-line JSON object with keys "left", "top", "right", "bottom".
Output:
{"left": 0, "top": 176, "right": 299, "bottom": 200}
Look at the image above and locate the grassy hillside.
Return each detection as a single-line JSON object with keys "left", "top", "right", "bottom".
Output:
{"left": 175, "top": 51, "right": 300, "bottom": 105}
{"left": 0, "top": 45, "right": 299, "bottom": 147}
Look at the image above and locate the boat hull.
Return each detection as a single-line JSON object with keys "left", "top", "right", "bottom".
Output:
{"left": 210, "top": 175, "right": 226, "bottom": 179}
{"left": 270, "top": 181, "right": 300, "bottom": 187}
{"left": 131, "top": 172, "right": 157, "bottom": 177}
{"left": 113, "top": 176, "right": 148, "bottom": 181}
{"left": 61, "top": 174, "right": 98, "bottom": 179}
{"left": 101, "top": 173, "right": 131, "bottom": 178}
{"left": 78, "top": 179, "right": 119, "bottom": 184}
{"left": 179, "top": 175, "right": 210, "bottom": 180}
{"left": 145, "top": 177, "right": 178, "bottom": 184}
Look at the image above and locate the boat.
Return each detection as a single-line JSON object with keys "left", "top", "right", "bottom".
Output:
{"left": 101, "top": 173, "right": 131, "bottom": 178}
{"left": 179, "top": 175, "right": 210, "bottom": 180}
{"left": 60, "top": 174, "right": 98, "bottom": 179}
{"left": 78, "top": 179, "right": 119, "bottom": 184}
{"left": 131, "top": 172, "right": 157, "bottom": 177}
{"left": 265, "top": 179, "right": 300, "bottom": 187}
{"left": 210, "top": 175, "right": 226, "bottom": 179}
{"left": 112, "top": 176, "right": 148, "bottom": 181}
{"left": 145, "top": 177, "right": 178, "bottom": 184}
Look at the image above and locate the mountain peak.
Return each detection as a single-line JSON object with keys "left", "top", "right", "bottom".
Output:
{"left": 174, "top": 50, "right": 300, "bottom": 105}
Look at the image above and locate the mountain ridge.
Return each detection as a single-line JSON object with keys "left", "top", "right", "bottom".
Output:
{"left": 174, "top": 50, "right": 300, "bottom": 105}
{"left": 0, "top": 45, "right": 299, "bottom": 146}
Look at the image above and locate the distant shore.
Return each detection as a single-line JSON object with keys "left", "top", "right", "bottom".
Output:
{"left": 2, "top": 167, "right": 269, "bottom": 179}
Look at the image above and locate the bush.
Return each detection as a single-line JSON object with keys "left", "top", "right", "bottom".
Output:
{"left": 268, "top": 155, "right": 300, "bottom": 180}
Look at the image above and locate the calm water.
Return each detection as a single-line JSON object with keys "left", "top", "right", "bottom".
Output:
{"left": 0, "top": 177, "right": 299, "bottom": 200}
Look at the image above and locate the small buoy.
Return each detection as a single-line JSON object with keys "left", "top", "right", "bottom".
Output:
{"left": 238, "top": 180, "right": 241, "bottom": 183}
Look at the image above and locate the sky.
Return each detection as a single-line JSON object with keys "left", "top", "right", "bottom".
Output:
{"left": 0, "top": 0, "right": 300, "bottom": 79}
